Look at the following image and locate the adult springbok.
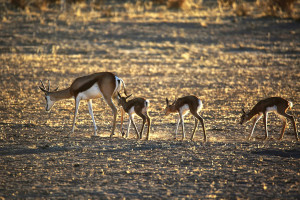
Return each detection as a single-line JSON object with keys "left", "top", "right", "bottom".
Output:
{"left": 240, "top": 97, "right": 298, "bottom": 141}
{"left": 164, "top": 95, "right": 207, "bottom": 141}
{"left": 117, "top": 92, "right": 151, "bottom": 140}
{"left": 39, "top": 72, "right": 127, "bottom": 137}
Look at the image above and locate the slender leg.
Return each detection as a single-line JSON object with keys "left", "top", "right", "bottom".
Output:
{"left": 179, "top": 112, "right": 185, "bottom": 140}
{"left": 263, "top": 113, "right": 269, "bottom": 140}
{"left": 175, "top": 115, "right": 181, "bottom": 139}
{"left": 87, "top": 99, "right": 97, "bottom": 136}
{"left": 190, "top": 118, "right": 198, "bottom": 141}
{"left": 105, "top": 98, "right": 117, "bottom": 138}
{"left": 130, "top": 115, "right": 140, "bottom": 139}
{"left": 145, "top": 114, "right": 151, "bottom": 140}
{"left": 126, "top": 117, "right": 131, "bottom": 138}
{"left": 197, "top": 115, "right": 206, "bottom": 142}
{"left": 69, "top": 97, "right": 81, "bottom": 136}
{"left": 200, "top": 118, "right": 206, "bottom": 142}
{"left": 278, "top": 116, "right": 287, "bottom": 140}
{"left": 190, "top": 111, "right": 206, "bottom": 142}
{"left": 248, "top": 114, "right": 262, "bottom": 140}
{"left": 281, "top": 113, "right": 298, "bottom": 141}
{"left": 120, "top": 107, "right": 125, "bottom": 136}
{"left": 137, "top": 113, "right": 146, "bottom": 139}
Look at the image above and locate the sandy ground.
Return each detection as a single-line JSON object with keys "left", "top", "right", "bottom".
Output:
{"left": 0, "top": 1, "right": 300, "bottom": 199}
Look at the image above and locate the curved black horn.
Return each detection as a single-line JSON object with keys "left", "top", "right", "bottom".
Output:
{"left": 40, "top": 80, "right": 46, "bottom": 89}
{"left": 39, "top": 86, "right": 47, "bottom": 93}
{"left": 126, "top": 94, "right": 132, "bottom": 99}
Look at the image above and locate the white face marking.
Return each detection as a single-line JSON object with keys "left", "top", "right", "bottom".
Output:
{"left": 45, "top": 95, "right": 55, "bottom": 112}
{"left": 77, "top": 83, "right": 103, "bottom": 100}
{"left": 179, "top": 104, "right": 190, "bottom": 116}
{"left": 266, "top": 105, "right": 277, "bottom": 113}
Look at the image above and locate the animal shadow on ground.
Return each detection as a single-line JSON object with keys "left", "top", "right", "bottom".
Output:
{"left": 252, "top": 149, "right": 300, "bottom": 158}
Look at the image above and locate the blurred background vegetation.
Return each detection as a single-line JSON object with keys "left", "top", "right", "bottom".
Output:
{"left": 3, "top": 0, "right": 299, "bottom": 19}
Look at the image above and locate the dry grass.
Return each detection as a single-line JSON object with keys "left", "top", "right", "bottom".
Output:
{"left": 8, "top": 0, "right": 300, "bottom": 19}
{"left": 256, "top": 0, "right": 297, "bottom": 17}
{"left": 232, "top": 1, "right": 249, "bottom": 16}
{"left": 167, "top": 0, "right": 186, "bottom": 9}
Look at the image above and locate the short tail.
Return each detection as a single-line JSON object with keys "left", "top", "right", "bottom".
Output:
{"left": 198, "top": 99, "right": 203, "bottom": 111}
{"left": 145, "top": 100, "right": 150, "bottom": 108}
{"left": 288, "top": 101, "right": 293, "bottom": 109}
{"left": 115, "top": 76, "right": 128, "bottom": 96}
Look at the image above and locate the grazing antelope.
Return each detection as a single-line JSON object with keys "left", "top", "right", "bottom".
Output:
{"left": 240, "top": 97, "right": 298, "bottom": 141}
{"left": 39, "top": 72, "right": 127, "bottom": 137}
{"left": 164, "top": 95, "right": 207, "bottom": 141}
{"left": 117, "top": 93, "right": 151, "bottom": 140}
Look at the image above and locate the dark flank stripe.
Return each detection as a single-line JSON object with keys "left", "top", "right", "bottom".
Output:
{"left": 174, "top": 96, "right": 200, "bottom": 111}
{"left": 70, "top": 72, "right": 116, "bottom": 97}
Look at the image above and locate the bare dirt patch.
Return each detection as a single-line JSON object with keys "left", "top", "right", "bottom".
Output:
{"left": 0, "top": 1, "right": 299, "bottom": 199}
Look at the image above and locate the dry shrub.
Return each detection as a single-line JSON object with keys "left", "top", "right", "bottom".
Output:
{"left": 11, "top": 0, "right": 49, "bottom": 10}
{"left": 150, "top": 0, "right": 190, "bottom": 10}
{"left": 101, "top": 7, "right": 114, "bottom": 18}
{"left": 233, "top": 2, "right": 249, "bottom": 16}
{"left": 167, "top": 0, "right": 186, "bottom": 9}
{"left": 10, "top": 0, "right": 84, "bottom": 10}
{"left": 10, "top": 0, "right": 26, "bottom": 9}
{"left": 256, "top": 0, "right": 297, "bottom": 17}
{"left": 152, "top": 0, "right": 168, "bottom": 5}
{"left": 218, "top": 0, "right": 235, "bottom": 8}
{"left": 218, "top": 0, "right": 249, "bottom": 16}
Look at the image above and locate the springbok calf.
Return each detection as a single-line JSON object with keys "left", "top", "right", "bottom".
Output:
{"left": 117, "top": 93, "right": 151, "bottom": 140}
{"left": 39, "top": 72, "right": 127, "bottom": 137}
{"left": 240, "top": 97, "right": 298, "bottom": 141}
{"left": 164, "top": 95, "right": 207, "bottom": 141}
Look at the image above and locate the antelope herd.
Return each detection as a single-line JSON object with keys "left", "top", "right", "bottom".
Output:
{"left": 40, "top": 72, "right": 299, "bottom": 141}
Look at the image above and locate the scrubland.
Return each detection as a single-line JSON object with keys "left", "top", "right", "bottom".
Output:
{"left": 0, "top": 0, "right": 299, "bottom": 199}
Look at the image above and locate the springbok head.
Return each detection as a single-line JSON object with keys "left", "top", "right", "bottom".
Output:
{"left": 39, "top": 80, "right": 58, "bottom": 112}
{"left": 240, "top": 108, "right": 248, "bottom": 125}
{"left": 164, "top": 98, "right": 177, "bottom": 116}
{"left": 117, "top": 92, "right": 132, "bottom": 107}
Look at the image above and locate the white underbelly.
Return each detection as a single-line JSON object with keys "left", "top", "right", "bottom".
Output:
{"left": 266, "top": 105, "right": 277, "bottom": 113}
{"left": 128, "top": 106, "right": 135, "bottom": 115}
{"left": 77, "top": 83, "right": 103, "bottom": 100}
{"left": 180, "top": 104, "right": 190, "bottom": 116}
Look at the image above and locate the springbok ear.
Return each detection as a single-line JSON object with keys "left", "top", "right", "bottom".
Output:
{"left": 126, "top": 94, "right": 132, "bottom": 99}
{"left": 172, "top": 99, "right": 177, "bottom": 105}
{"left": 166, "top": 98, "right": 169, "bottom": 105}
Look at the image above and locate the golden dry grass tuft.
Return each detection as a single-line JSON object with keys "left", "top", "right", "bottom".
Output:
{"left": 232, "top": 1, "right": 249, "bottom": 16}
{"left": 167, "top": 0, "right": 186, "bottom": 9}
{"left": 256, "top": 0, "right": 297, "bottom": 18}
